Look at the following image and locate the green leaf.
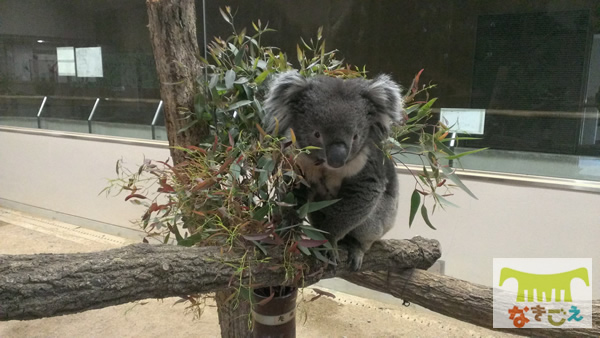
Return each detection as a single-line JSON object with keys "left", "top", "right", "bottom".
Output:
{"left": 407, "top": 98, "right": 437, "bottom": 123}
{"left": 297, "top": 199, "right": 340, "bottom": 219}
{"left": 230, "top": 163, "right": 241, "bottom": 180}
{"left": 435, "top": 193, "right": 459, "bottom": 208}
{"left": 441, "top": 166, "right": 478, "bottom": 200}
{"left": 297, "top": 244, "right": 311, "bottom": 256}
{"left": 219, "top": 7, "right": 231, "bottom": 24}
{"left": 420, "top": 205, "right": 437, "bottom": 230}
{"left": 434, "top": 138, "right": 455, "bottom": 156}
{"left": 313, "top": 249, "right": 332, "bottom": 264}
{"left": 283, "top": 192, "right": 296, "bottom": 205}
{"left": 255, "top": 70, "right": 270, "bottom": 84}
{"left": 177, "top": 231, "right": 204, "bottom": 247}
{"left": 234, "top": 77, "right": 249, "bottom": 85}
{"left": 252, "top": 204, "right": 270, "bottom": 220}
{"left": 224, "top": 100, "right": 252, "bottom": 112}
{"left": 177, "top": 120, "right": 198, "bottom": 133}
{"left": 251, "top": 240, "right": 268, "bottom": 255}
{"left": 234, "top": 48, "right": 244, "bottom": 66}
{"left": 409, "top": 190, "right": 421, "bottom": 227}
{"left": 208, "top": 74, "right": 219, "bottom": 89}
{"left": 444, "top": 147, "right": 489, "bottom": 160}
{"left": 404, "top": 104, "right": 421, "bottom": 114}
{"left": 440, "top": 137, "right": 481, "bottom": 142}
{"left": 224, "top": 69, "right": 236, "bottom": 89}
{"left": 296, "top": 44, "right": 304, "bottom": 65}
{"left": 302, "top": 226, "right": 327, "bottom": 240}
{"left": 298, "top": 224, "right": 325, "bottom": 233}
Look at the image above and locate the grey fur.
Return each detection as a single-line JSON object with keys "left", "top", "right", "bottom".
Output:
{"left": 263, "top": 71, "right": 404, "bottom": 271}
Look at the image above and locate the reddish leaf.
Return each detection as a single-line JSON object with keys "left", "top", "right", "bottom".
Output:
{"left": 293, "top": 271, "right": 303, "bottom": 284}
{"left": 297, "top": 239, "right": 328, "bottom": 248}
{"left": 212, "top": 134, "right": 218, "bottom": 153}
{"left": 125, "top": 193, "right": 147, "bottom": 201}
{"left": 411, "top": 68, "right": 424, "bottom": 94}
{"left": 242, "top": 233, "right": 270, "bottom": 241}
{"left": 257, "top": 290, "right": 274, "bottom": 306}
{"left": 191, "top": 179, "right": 216, "bottom": 192}
{"left": 255, "top": 123, "right": 267, "bottom": 137}
{"left": 186, "top": 145, "right": 207, "bottom": 154}
{"left": 218, "top": 157, "right": 235, "bottom": 174}
{"left": 309, "top": 288, "right": 336, "bottom": 302}
{"left": 228, "top": 132, "right": 235, "bottom": 147}
{"left": 288, "top": 241, "right": 300, "bottom": 253}
{"left": 158, "top": 178, "right": 175, "bottom": 193}
{"left": 192, "top": 210, "right": 206, "bottom": 217}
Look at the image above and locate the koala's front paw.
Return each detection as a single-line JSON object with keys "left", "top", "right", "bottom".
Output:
{"left": 348, "top": 248, "right": 365, "bottom": 272}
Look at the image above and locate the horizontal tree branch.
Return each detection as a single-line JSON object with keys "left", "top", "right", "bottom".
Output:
{"left": 345, "top": 269, "right": 600, "bottom": 337}
{"left": 0, "top": 236, "right": 439, "bottom": 321}
{"left": 2, "top": 236, "right": 597, "bottom": 337}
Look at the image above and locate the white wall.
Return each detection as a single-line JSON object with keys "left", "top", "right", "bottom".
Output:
{"left": 389, "top": 176, "right": 600, "bottom": 294}
{"left": 0, "top": 128, "right": 598, "bottom": 294}
{"left": 0, "top": 128, "right": 169, "bottom": 238}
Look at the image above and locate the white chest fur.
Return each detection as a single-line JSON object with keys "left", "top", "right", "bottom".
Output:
{"left": 297, "top": 147, "right": 370, "bottom": 199}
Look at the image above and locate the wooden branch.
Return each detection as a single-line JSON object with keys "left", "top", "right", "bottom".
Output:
{"left": 344, "top": 270, "right": 600, "bottom": 337}
{"left": 0, "top": 237, "right": 439, "bottom": 321}
{"left": 146, "top": 0, "right": 208, "bottom": 164}
{"left": 2, "top": 237, "right": 596, "bottom": 337}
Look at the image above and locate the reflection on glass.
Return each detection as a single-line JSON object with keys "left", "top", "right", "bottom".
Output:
{"left": 0, "top": 1, "right": 598, "bottom": 180}
{"left": 0, "top": 0, "right": 160, "bottom": 138}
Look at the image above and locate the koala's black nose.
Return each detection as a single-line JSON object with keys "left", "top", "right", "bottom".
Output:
{"left": 326, "top": 143, "right": 348, "bottom": 168}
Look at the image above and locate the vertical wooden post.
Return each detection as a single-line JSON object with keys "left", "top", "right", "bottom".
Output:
{"left": 145, "top": 1, "right": 251, "bottom": 337}
{"left": 146, "top": 0, "right": 207, "bottom": 164}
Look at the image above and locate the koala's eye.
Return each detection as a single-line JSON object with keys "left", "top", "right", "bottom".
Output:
{"left": 314, "top": 131, "right": 321, "bottom": 138}
{"left": 353, "top": 134, "right": 358, "bottom": 141}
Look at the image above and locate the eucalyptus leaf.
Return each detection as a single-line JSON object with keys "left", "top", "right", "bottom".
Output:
{"left": 224, "top": 69, "right": 236, "bottom": 89}
{"left": 441, "top": 166, "right": 478, "bottom": 200}
{"left": 409, "top": 190, "right": 421, "bottom": 227}
{"left": 444, "top": 147, "right": 489, "bottom": 160}
{"left": 420, "top": 205, "right": 437, "bottom": 230}
{"left": 252, "top": 204, "right": 270, "bottom": 220}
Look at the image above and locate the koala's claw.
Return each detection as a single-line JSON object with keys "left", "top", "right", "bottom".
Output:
{"left": 348, "top": 249, "right": 365, "bottom": 272}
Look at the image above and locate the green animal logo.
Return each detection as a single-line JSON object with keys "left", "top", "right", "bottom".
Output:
{"left": 499, "top": 267, "right": 589, "bottom": 302}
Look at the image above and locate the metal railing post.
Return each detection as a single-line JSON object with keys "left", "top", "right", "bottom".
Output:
{"left": 151, "top": 100, "right": 163, "bottom": 140}
{"left": 87, "top": 98, "right": 100, "bottom": 134}
{"left": 36, "top": 96, "right": 47, "bottom": 129}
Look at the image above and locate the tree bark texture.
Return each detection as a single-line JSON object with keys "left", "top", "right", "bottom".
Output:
{"left": 345, "top": 270, "right": 600, "bottom": 338}
{"left": 1, "top": 237, "right": 598, "bottom": 337}
{"left": 0, "top": 237, "right": 438, "bottom": 321}
{"left": 146, "top": 0, "right": 208, "bottom": 164}
{"left": 215, "top": 289, "right": 252, "bottom": 338}
{"left": 147, "top": 0, "right": 243, "bottom": 335}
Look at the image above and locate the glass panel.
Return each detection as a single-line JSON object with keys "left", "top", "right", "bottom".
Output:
{"left": 201, "top": 1, "right": 600, "bottom": 181}
{"left": 0, "top": 95, "right": 43, "bottom": 128}
{"left": 0, "top": 0, "right": 160, "bottom": 139}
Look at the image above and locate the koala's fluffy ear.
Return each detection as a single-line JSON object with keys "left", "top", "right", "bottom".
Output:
{"left": 263, "top": 71, "right": 309, "bottom": 134}
{"left": 363, "top": 74, "right": 405, "bottom": 134}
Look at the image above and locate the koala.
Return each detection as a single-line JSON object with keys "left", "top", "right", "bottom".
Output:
{"left": 263, "top": 71, "right": 405, "bottom": 271}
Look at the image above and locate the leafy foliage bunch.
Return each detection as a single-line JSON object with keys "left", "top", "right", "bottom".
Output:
{"left": 105, "top": 7, "right": 482, "bottom": 288}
